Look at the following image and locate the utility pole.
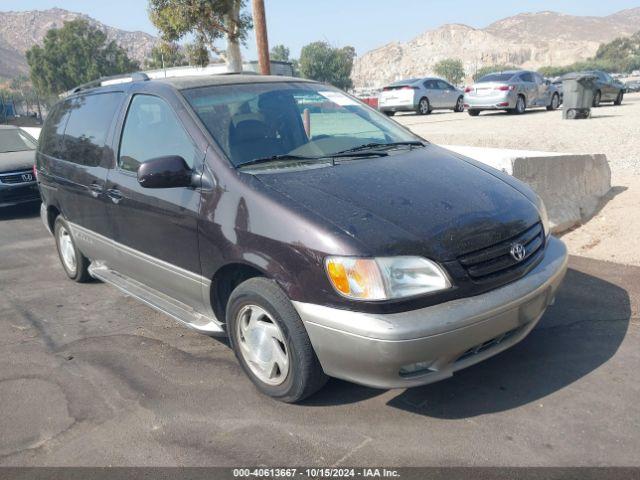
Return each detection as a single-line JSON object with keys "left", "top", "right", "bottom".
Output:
{"left": 252, "top": 0, "right": 271, "bottom": 75}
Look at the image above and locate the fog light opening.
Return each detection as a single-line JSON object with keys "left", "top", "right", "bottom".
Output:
{"left": 399, "top": 361, "right": 436, "bottom": 377}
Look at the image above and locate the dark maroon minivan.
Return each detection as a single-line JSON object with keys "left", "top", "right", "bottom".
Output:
{"left": 36, "top": 73, "right": 568, "bottom": 402}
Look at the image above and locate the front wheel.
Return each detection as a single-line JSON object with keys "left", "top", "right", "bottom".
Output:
{"left": 383, "top": 111, "right": 395, "bottom": 116}
{"left": 547, "top": 93, "right": 560, "bottom": 111}
{"left": 227, "top": 277, "right": 328, "bottom": 403}
{"left": 614, "top": 91, "right": 624, "bottom": 106}
{"left": 54, "top": 216, "right": 91, "bottom": 282}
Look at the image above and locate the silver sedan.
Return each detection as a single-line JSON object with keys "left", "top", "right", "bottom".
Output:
{"left": 378, "top": 77, "right": 465, "bottom": 116}
{"left": 464, "top": 70, "right": 560, "bottom": 116}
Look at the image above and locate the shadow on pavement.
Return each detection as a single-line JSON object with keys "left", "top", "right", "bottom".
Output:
{"left": 306, "top": 257, "right": 631, "bottom": 413}
{"left": 0, "top": 202, "right": 40, "bottom": 221}
{"left": 388, "top": 259, "right": 631, "bottom": 417}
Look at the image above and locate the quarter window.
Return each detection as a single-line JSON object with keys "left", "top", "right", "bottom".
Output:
{"left": 119, "top": 95, "right": 197, "bottom": 173}
{"left": 39, "top": 101, "right": 71, "bottom": 159}
{"left": 63, "top": 92, "right": 124, "bottom": 166}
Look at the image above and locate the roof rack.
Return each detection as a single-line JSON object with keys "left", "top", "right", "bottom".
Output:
{"left": 60, "top": 72, "right": 150, "bottom": 98}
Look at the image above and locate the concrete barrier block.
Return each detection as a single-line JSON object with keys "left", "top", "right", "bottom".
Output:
{"left": 442, "top": 145, "right": 611, "bottom": 233}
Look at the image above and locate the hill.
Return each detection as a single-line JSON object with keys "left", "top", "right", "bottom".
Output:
{"left": 0, "top": 8, "right": 159, "bottom": 80}
{"left": 352, "top": 8, "right": 640, "bottom": 88}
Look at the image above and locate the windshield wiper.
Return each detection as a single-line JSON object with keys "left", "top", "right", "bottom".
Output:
{"left": 238, "top": 154, "right": 327, "bottom": 168}
{"left": 238, "top": 151, "right": 388, "bottom": 168}
{"left": 331, "top": 141, "right": 425, "bottom": 155}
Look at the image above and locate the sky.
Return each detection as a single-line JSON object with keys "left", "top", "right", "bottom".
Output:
{"left": 3, "top": 0, "right": 640, "bottom": 60}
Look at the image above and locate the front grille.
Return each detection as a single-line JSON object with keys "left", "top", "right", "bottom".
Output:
{"left": 458, "top": 222, "right": 545, "bottom": 284}
{"left": 0, "top": 170, "right": 34, "bottom": 185}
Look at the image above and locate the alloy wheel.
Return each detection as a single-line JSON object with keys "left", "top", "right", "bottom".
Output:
{"left": 419, "top": 99, "right": 430, "bottom": 114}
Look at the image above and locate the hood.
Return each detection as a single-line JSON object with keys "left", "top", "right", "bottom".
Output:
{"left": 254, "top": 145, "right": 540, "bottom": 262}
{"left": 0, "top": 150, "right": 35, "bottom": 173}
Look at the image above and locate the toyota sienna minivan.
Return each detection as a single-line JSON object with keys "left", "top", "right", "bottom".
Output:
{"left": 36, "top": 73, "right": 568, "bottom": 402}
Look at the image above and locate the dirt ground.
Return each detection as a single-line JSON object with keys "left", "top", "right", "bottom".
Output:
{"left": 396, "top": 92, "right": 640, "bottom": 266}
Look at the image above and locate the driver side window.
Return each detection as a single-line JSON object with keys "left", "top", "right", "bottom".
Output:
{"left": 119, "top": 95, "right": 197, "bottom": 173}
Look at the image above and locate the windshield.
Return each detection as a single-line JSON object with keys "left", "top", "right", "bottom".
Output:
{"left": 477, "top": 73, "right": 515, "bottom": 83}
{"left": 0, "top": 129, "right": 37, "bottom": 153}
{"left": 181, "top": 82, "right": 420, "bottom": 167}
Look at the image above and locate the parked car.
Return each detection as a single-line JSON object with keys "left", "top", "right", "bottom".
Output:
{"left": 581, "top": 70, "right": 625, "bottom": 106}
{"left": 378, "top": 77, "right": 464, "bottom": 115}
{"left": 37, "top": 73, "right": 568, "bottom": 402}
{"left": 464, "top": 70, "right": 561, "bottom": 116}
{"left": 0, "top": 125, "right": 39, "bottom": 208}
{"left": 625, "top": 81, "right": 640, "bottom": 93}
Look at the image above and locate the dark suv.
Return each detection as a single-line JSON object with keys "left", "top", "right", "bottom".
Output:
{"left": 36, "top": 73, "right": 568, "bottom": 402}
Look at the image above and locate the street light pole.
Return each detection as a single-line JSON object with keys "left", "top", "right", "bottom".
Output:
{"left": 252, "top": 0, "right": 271, "bottom": 75}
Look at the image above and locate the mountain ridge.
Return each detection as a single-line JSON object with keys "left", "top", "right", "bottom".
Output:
{"left": 0, "top": 8, "right": 160, "bottom": 80}
{"left": 352, "top": 8, "right": 640, "bottom": 88}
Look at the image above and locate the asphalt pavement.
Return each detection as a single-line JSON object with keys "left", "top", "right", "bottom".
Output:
{"left": 1, "top": 203, "right": 638, "bottom": 466}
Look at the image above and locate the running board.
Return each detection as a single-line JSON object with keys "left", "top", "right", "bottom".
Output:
{"left": 88, "top": 264, "right": 225, "bottom": 335}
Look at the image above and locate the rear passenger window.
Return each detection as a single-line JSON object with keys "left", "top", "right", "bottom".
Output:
{"left": 119, "top": 95, "right": 197, "bottom": 173}
{"left": 520, "top": 73, "right": 533, "bottom": 82}
{"left": 39, "top": 101, "right": 72, "bottom": 159}
{"left": 63, "top": 92, "right": 124, "bottom": 167}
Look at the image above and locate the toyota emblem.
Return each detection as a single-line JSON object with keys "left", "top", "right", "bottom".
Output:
{"left": 510, "top": 243, "right": 526, "bottom": 262}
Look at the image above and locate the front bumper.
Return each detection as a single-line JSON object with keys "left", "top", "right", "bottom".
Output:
{"left": 0, "top": 182, "right": 40, "bottom": 208}
{"left": 464, "top": 92, "right": 516, "bottom": 110}
{"left": 293, "top": 236, "right": 568, "bottom": 389}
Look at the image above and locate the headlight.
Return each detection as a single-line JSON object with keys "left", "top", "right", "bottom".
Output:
{"left": 325, "top": 256, "right": 451, "bottom": 301}
{"left": 537, "top": 196, "right": 550, "bottom": 238}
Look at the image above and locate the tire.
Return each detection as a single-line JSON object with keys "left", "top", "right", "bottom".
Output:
{"left": 593, "top": 90, "right": 601, "bottom": 108}
{"left": 614, "top": 91, "right": 624, "bottom": 106}
{"left": 514, "top": 95, "right": 526, "bottom": 114}
{"left": 467, "top": 109, "right": 480, "bottom": 117}
{"left": 383, "top": 111, "right": 395, "bottom": 116}
{"left": 227, "top": 277, "right": 328, "bottom": 403}
{"left": 547, "top": 93, "right": 560, "bottom": 111}
{"left": 54, "top": 216, "right": 91, "bottom": 282}
{"left": 416, "top": 97, "right": 431, "bottom": 115}
{"left": 453, "top": 96, "right": 464, "bottom": 112}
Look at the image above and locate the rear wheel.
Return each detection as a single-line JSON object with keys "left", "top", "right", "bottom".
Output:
{"left": 514, "top": 95, "right": 526, "bottom": 114}
{"left": 547, "top": 93, "right": 560, "bottom": 111}
{"left": 614, "top": 90, "right": 624, "bottom": 106}
{"left": 227, "top": 277, "right": 328, "bottom": 403}
{"left": 54, "top": 216, "right": 91, "bottom": 282}
{"left": 467, "top": 109, "right": 480, "bottom": 117}
{"left": 593, "top": 90, "right": 601, "bottom": 108}
{"left": 453, "top": 96, "right": 464, "bottom": 112}
{"left": 383, "top": 111, "right": 395, "bottom": 116}
{"left": 417, "top": 97, "right": 431, "bottom": 115}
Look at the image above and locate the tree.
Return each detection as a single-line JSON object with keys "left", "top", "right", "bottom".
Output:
{"left": 299, "top": 42, "right": 356, "bottom": 90}
{"left": 145, "top": 42, "right": 188, "bottom": 69}
{"left": 433, "top": 58, "right": 465, "bottom": 85}
{"left": 148, "top": 0, "right": 252, "bottom": 72}
{"left": 270, "top": 44, "right": 290, "bottom": 62}
{"left": 472, "top": 64, "right": 518, "bottom": 81}
{"left": 26, "top": 19, "right": 139, "bottom": 95}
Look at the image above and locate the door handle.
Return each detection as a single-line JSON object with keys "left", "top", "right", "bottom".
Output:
{"left": 89, "top": 183, "right": 103, "bottom": 198}
{"left": 106, "top": 188, "right": 123, "bottom": 204}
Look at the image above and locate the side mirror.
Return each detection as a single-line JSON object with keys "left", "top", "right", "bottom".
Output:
{"left": 137, "top": 155, "right": 193, "bottom": 189}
